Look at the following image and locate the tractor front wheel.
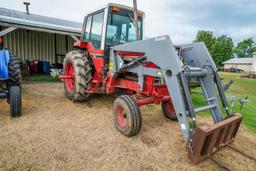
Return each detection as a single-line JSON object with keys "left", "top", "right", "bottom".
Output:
{"left": 8, "top": 55, "right": 21, "bottom": 86}
{"left": 161, "top": 101, "right": 177, "bottom": 121}
{"left": 113, "top": 95, "right": 142, "bottom": 137}
{"left": 63, "top": 50, "right": 92, "bottom": 102}
{"left": 9, "top": 86, "right": 22, "bottom": 117}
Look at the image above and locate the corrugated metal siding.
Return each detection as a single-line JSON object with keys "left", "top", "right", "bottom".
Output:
{"left": 55, "top": 35, "right": 75, "bottom": 54}
{"left": 56, "top": 34, "right": 66, "bottom": 55}
{"left": 2, "top": 28, "right": 75, "bottom": 64}
{"left": 67, "top": 36, "right": 74, "bottom": 50}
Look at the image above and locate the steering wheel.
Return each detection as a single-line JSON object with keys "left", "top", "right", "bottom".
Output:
{"left": 110, "top": 33, "right": 126, "bottom": 44}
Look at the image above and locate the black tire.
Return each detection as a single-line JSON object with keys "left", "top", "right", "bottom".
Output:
{"left": 8, "top": 55, "right": 21, "bottom": 86}
{"left": 161, "top": 101, "right": 177, "bottom": 121}
{"left": 113, "top": 95, "right": 142, "bottom": 137}
{"left": 9, "top": 86, "right": 22, "bottom": 117}
{"left": 63, "top": 50, "right": 92, "bottom": 102}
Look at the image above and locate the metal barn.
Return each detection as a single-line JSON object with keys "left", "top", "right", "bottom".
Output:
{"left": 0, "top": 7, "right": 82, "bottom": 64}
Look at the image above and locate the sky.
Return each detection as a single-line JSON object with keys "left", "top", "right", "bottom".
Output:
{"left": 0, "top": 0, "right": 255, "bottom": 44}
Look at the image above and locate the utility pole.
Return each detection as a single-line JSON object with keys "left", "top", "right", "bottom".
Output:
{"left": 133, "top": 0, "right": 140, "bottom": 40}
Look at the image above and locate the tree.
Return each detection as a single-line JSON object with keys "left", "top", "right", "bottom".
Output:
{"left": 194, "top": 30, "right": 234, "bottom": 66}
{"left": 194, "top": 31, "right": 215, "bottom": 53}
{"left": 233, "top": 38, "right": 256, "bottom": 58}
{"left": 211, "top": 35, "right": 234, "bottom": 66}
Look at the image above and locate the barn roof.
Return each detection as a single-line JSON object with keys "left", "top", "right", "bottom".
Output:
{"left": 0, "top": 7, "right": 82, "bottom": 36}
{"left": 223, "top": 58, "right": 253, "bottom": 64}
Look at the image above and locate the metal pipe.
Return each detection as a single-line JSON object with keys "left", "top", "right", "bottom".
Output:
{"left": 119, "top": 55, "right": 146, "bottom": 71}
{"left": 133, "top": 0, "right": 140, "bottom": 40}
{"left": 136, "top": 97, "right": 154, "bottom": 106}
{"left": 135, "top": 96, "right": 171, "bottom": 106}
{"left": 185, "top": 67, "right": 208, "bottom": 77}
{"left": 59, "top": 75, "right": 74, "bottom": 79}
{"left": 214, "top": 71, "right": 230, "bottom": 116}
{"left": 194, "top": 104, "right": 216, "bottom": 113}
{"left": 198, "top": 78, "right": 219, "bottom": 122}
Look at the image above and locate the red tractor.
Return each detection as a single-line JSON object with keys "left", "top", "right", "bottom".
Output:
{"left": 60, "top": 3, "right": 243, "bottom": 163}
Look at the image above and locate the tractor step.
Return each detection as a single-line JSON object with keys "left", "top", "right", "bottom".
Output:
{"left": 188, "top": 114, "right": 243, "bottom": 164}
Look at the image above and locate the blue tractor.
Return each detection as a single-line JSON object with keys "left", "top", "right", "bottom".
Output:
{"left": 0, "top": 38, "right": 22, "bottom": 117}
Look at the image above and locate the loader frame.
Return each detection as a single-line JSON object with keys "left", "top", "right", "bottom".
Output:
{"left": 61, "top": 3, "right": 243, "bottom": 164}
{"left": 70, "top": 36, "right": 243, "bottom": 163}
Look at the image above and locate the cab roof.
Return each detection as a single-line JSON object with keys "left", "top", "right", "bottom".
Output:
{"left": 87, "top": 3, "right": 145, "bottom": 16}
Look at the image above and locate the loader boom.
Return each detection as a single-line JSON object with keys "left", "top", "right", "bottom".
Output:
{"left": 109, "top": 35, "right": 243, "bottom": 162}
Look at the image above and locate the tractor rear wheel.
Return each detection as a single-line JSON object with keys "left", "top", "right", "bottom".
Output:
{"left": 8, "top": 55, "right": 21, "bottom": 86}
{"left": 9, "top": 86, "right": 22, "bottom": 117}
{"left": 161, "top": 101, "right": 177, "bottom": 121}
{"left": 113, "top": 95, "right": 142, "bottom": 137}
{"left": 63, "top": 50, "right": 92, "bottom": 102}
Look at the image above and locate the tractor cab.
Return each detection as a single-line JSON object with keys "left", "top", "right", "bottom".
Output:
{"left": 80, "top": 3, "right": 144, "bottom": 61}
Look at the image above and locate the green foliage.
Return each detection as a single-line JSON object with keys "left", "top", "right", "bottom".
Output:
{"left": 194, "top": 31, "right": 215, "bottom": 51}
{"left": 233, "top": 38, "right": 256, "bottom": 58}
{"left": 211, "top": 35, "right": 234, "bottom": 66}
{"left": 194, "top": 31, "right": 233, "bottom": 66}
{"left": 32, "top": 76, "right": 60, "bottom": 82}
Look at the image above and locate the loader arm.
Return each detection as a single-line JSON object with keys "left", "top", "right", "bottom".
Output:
{"left": 110, "top": 35, "right": 243, "bottom": 163}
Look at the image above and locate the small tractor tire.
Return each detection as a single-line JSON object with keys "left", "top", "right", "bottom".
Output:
{"left": 113, "top": 95, "right": 142, "bottom": 137}
{"left": 8, "top": 55, "right": 21, "bottom": 86}
{"left": 9, "top": 86, "right": 22, "bottom": 117}
{"left": 63, "top": 50, "right": 92, "bottom": 102}
{"left": 161, "top": 101, "right": 177, "bottom": 121}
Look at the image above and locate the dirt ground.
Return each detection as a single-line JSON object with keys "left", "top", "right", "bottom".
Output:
{"left": 0, "top": 82, "right": 256, "bottom": 171}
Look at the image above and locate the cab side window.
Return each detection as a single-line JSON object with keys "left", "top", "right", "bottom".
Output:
{"left": 90, "top": 12, "right": 104, "bottom": 49}
{"left": 84, "top": 16, "right": 92, "bottom": 41}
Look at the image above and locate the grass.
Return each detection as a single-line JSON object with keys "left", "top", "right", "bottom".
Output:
{"left": 192, "top": 72, "right": 256, "bottom": 133}
{"left": 31, "top": 75, "right": 60, "bottom": 82}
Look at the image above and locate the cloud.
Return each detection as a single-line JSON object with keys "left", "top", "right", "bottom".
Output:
{"left": 0, "top": 0, "right": 255, "bottom": 43}
{"left": 161, "top": 0, "right": 256, "bottom": 42}
{"left": 180, "top": 0, "right": 255, "bottom": 27}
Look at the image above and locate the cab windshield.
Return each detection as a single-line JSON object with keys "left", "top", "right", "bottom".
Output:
{"left": 106, "top": 10, "right": 143, "bottom": 46}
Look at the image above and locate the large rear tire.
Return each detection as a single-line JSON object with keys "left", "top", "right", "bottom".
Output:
{"left": 113, "top": 95, "right": 142, "bottom": 137}
{"left": 63, "top": 50, "right": 92, "bottom": 102}
{"left": 9, "top": 86, "right": 22, "bottom": 117}
{"left": 8, "top": 55, "right": 21, "bottom": 86}
{"left": 161, "top": 101, "right": 177, "bottom": 121}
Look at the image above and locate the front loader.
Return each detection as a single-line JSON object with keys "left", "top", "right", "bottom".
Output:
{"left": 60, "top": 3, "right": 243, "bottom": 163}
